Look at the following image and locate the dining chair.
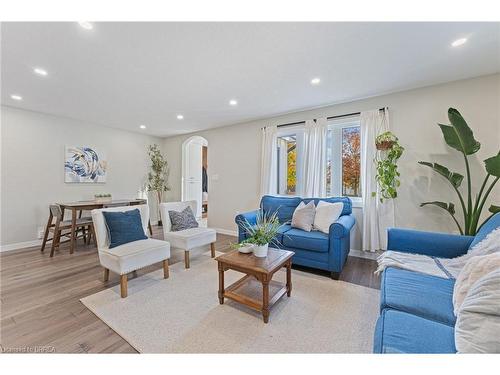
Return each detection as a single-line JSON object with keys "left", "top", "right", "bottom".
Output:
{"left": 40, "top": 204, "right": 96, "bottom": 257}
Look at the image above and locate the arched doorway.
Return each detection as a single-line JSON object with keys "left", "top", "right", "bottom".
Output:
{"left": 181, "top": 136, "right": 208, "bottom": 223}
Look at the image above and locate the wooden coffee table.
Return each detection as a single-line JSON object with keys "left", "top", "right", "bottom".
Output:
{"left": 215, "top": 248, "right": 294, "bottom": 323}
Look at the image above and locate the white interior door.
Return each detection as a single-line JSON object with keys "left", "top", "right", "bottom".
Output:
{"left": 183, "top": 140, "right": 203, "bottom": 218}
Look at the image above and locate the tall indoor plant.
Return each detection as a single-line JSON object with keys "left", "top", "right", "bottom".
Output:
{"left": 147, "top": 144, "right": 171, "bottom": 226}
{"left": 419, "top": 108, "right": 500, "bottom": 235}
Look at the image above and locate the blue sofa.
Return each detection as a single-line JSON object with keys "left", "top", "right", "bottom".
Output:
{"left": 235, "top": 195, "right": 355, "bottom": 279}
{"left": 374, "top": 213, "right": 500, "bottom": 353}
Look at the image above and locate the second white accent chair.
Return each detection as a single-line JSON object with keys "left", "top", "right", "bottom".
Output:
{"left": 160, "top": 201, "right": 216, "bottom": 269}
{"left": 91, "top": 204, "right": 170, "bottom": 298}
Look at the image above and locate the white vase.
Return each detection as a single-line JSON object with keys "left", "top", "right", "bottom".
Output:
{"left": 253, "top": 243, "right": 269, "bottom": 258}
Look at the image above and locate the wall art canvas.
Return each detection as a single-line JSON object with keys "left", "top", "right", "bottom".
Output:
{"left": 65, "top": 146, "right": 107, "bottom": 183}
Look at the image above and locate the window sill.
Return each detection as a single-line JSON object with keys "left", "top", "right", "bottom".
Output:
{"left": 350, "top": 197, "right": 363, "bottom": 208}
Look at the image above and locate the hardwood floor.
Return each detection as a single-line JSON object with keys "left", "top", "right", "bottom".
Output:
{"left": 0, "top": 227, "right": 379, "bottom": 353}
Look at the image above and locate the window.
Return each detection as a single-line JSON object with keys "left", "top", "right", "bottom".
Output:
{"left": 274, "top": 117, "right": 361, "bottom": 199}
{"left": 326, "top": 117, "right": 361, "bottom": 198}
{"left": 276, "top": 129, "right": 304, "bottom": 195}
{"left": 277, "top": 135, "right": 297, "bottom": 194}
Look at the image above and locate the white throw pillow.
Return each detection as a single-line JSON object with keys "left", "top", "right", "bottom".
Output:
{"left": 291, "top": 201, "right": 316, "bottom": 232}
{"left": 453, "top": 253, "right": 500, "bottom": 315}
{"left": 455, "top": 268, "right": 500, "bottom": 353}
{"left": 313, "top": 201, "right": 344, "bottom": 234}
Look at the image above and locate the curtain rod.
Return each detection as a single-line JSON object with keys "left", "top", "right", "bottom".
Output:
{"left": 272, "top": 107, "right": 387, "bottom": 129}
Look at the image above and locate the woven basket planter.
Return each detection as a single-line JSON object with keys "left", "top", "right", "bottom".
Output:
{"left": 375, "top": 140, "right": 396, "bottom": 151}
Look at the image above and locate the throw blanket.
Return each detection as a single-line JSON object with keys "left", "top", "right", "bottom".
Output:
{"left": 376, "top": 227, "right": 500, "bottom": 279}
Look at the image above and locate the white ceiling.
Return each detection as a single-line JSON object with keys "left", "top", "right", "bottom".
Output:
{"left": 2, "top": 22, "right": 499, "bottom": 137}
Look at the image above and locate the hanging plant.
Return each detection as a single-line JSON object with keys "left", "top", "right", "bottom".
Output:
{"left": 373, "top": 131, "right": 404, "bottom": 202}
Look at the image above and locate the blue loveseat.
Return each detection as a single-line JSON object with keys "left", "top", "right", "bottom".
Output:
{"left": 374, "top": 213, "right": 500, "bottom": 353}
{"left": 235, "top": 195, "right": 355, "bottom": 279}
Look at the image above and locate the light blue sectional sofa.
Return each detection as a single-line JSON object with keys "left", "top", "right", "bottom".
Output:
{"left": 374, "top": 213, "right": 500, "bottom": 353}
{"left": 235, "top": 195, "right": 355, "bottom": 279}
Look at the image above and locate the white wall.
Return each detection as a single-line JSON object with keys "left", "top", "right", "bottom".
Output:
{"left": 162, "top": 74, "right": 500, "bottom": 249}
{"left": 0, "top": 107, "right": 163, "bottom": 247}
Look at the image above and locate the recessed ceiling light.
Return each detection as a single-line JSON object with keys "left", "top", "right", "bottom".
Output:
{"left": 311, "top": 77, "right": 321, "bottom": 85}
{"left": 78, "top": 21, "right": 93, "bottom": 30}
{"left": 177, "top": 114, "right": 184, "bottom": 120}
{"left": 139, "top": 125, "right": 146, "bottom": 129}
{"left": 451, "top": 38, "right": 467, "bottom": 47}
{"left": 33, "top": 67, "right": 48, "bottom": 76}
{"left": 229, "top": 99, "right": 238, "bottom": 106}
{"left": 10, "top": 94, "right": 23, "bottom": 101}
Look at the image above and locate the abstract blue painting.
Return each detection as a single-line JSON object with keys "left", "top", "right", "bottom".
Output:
{"left": 65, "top": 146, "right": 107, "bottom": 183}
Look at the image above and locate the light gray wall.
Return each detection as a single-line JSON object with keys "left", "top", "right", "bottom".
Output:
{"left": 1, "top": 107, "right": 163, "bottom": 247}
{"left": 162, "top": 74, "right": 500, "bottom": 249}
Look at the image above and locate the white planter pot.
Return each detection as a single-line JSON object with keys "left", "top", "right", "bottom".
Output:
{"left": 238, "top": 244, "right": 254, "bottom": 254}
{"left": 253, "top": 243, "right": 269, "bottom": 258}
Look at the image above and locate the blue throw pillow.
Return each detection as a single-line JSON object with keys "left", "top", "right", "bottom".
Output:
{"left": 102, "top": 209, "right": 148, "bottom": 248}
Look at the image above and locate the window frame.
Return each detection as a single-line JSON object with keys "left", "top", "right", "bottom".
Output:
{"left": 276, "top": 126, "right": 304, "bottom": 196}
{"left": 326, "top": 116, "right": 362, "bottom": 204}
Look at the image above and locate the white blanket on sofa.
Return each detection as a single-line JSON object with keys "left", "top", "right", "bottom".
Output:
{"left": 376, "top": 228, "right": 500, "bottom": 279}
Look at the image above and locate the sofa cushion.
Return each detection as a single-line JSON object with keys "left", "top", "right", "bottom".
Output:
{"left": 99, "top": 238, "right": 171, "bottom": 274}
{"left": 275, "top": 224, "right": 292, "bottom": 244}
{"left": 282, "top": 228, "right": 329, "bottom": 253}
{"left": 164, "top": 227, "right": 216, "bottom": 250}
{"left": 373, "top": 309, "right": 456, "bottom": 353}
{"left": 261, "top": 195, "right": 302, "bottom": 224}
{"left": 381, "top": 267, "right": 456, "bottom": 326}
{"left": 468, "top": 212, "right": 500, "bottom": 249}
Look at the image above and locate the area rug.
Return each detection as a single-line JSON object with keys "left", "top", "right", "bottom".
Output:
{"left": 81, "top": 252, "right": 380, "bottom": 353}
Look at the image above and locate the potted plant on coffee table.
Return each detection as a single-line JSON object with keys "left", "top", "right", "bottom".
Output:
{"left": 237, "top": 210, "right": 283, "bottom": 257}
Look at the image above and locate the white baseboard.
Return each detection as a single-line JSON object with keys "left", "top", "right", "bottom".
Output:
{"left": 1, "top": 239, "right": 43, "bottom": 253}
{"left": 349, "top": 249, "right": 379, "bottom": 260}
{"left": 2, "top": 220, "right": 162, "bottom": 253}
{"left": 214, "top": 228, "right": 238, "bottom": 237}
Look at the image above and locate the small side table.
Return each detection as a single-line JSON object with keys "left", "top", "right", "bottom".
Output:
{"left": 215, "top": 248, "right": 294, "bottom": 323}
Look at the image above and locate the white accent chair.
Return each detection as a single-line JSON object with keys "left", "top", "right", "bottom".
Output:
{"left": 91, "top": 204, "right": 170, "bottom": 298}
{"left": 160, "top": 201, "right": 216, "bottom": 269}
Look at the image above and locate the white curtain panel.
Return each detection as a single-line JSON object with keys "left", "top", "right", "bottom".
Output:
{"left": 302, "top": 118, "right": 328, "bottom": 197}
{"left": 260, "top": 125, "right": 278, "bottom": 196}
{"left": 360, "top": 108, "right": 394, "bottom": 252}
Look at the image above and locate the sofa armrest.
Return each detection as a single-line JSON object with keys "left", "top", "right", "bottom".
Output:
{"left": 329, "top": 214, "right": 356, "bottom": 239}
{"left": 235, "top": 209, "right": 260, "bottom": 227}
{"left": 235, "top": 209, "right": 261, "bottom": 242}
{"left": 387, "top": 228, "right": 473, "bottom": 258}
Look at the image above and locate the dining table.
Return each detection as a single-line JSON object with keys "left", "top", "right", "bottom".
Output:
{"left": 56, "top": 198, "right": 152, "bottom": 254}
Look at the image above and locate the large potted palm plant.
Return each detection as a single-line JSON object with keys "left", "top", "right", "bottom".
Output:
{"left": 419, "top": 108, "right": 500, "bottom": 235}
{"left": 147, "top": 144, "right": 171, "bottom": 226}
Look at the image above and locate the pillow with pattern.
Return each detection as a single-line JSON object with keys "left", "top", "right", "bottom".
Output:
{"left": 168, "top": 206, "right": 199, "bottom": 232}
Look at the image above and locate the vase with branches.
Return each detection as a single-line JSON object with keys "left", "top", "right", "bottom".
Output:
{"left": 419, "top": 107, "right": 500, "bottom": 235}
{"left": 147, "top": 144, "right": 171, "bottom": 226}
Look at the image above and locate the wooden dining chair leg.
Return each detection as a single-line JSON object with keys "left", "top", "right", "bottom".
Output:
{"left": 40, "top": 211, "right": 53, "bottom": 253}
{"left": 91, "top": 225, "right": 97, "bottom": 246}
{"left": 148, "top": 220, "right": 153, "bottom": 236}
{"left": 50, "top": 229, "right": 59, "bottom": 257}
{"left": 82, "top": 226, "right": 87, "bottom": 244}
{"left": 210, "top": 242, "right": 216, "bottom": 258}
{"left": 120, "top": 274, "right": 128, "bottom": 298}
{"left": 50, "top": 218, "right": 62, "bottom": 257}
